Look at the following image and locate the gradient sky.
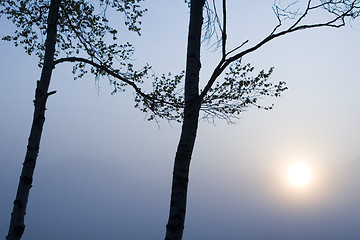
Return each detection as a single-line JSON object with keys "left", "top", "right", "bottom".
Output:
{"left": 1, "top": 1, "right": 360, "bottom": 239}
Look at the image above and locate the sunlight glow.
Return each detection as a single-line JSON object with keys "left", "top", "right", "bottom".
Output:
{"left": 286, "top": 161, "right": 312, "bottom": 188}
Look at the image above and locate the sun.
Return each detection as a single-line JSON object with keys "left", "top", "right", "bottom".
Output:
{"left": 286, "top": 161, "right": 312, "bottom": 188}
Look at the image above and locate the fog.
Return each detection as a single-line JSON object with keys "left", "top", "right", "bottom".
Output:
{"left": 1, "top": 1, "right": 360, "bottom": 239}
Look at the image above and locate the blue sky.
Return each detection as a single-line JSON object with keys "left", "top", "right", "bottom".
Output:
{"left": 1, "top": 1, "right": 360, "bottom": 239}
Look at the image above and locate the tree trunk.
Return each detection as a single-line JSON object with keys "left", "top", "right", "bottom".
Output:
{"left": 7, "top": 0, "right": 61, "bottom": 239}
{"left": 165, "top": 0, "right": 205, "bottom": 239}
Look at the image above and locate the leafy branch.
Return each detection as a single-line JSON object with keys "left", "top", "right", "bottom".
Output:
{"left": 192, "top": 0, "right": 360, "bottom": 122}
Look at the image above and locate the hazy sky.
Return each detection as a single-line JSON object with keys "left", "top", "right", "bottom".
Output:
{"left": 1, "top": 1, "right": 360, "bottom": 239}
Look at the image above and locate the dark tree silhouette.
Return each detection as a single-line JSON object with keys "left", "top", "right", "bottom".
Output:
{"left": 0, "top": 0, "right": 155, "bottom": 239}
{"left": 5, "top": 1, "right": 61, "bottom": 239}
{"left": 160, "top": 0, "right": 360, "bottom": 239}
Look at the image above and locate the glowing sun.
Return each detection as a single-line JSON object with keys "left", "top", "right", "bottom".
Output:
{"left": 286, "top": 161, "right": 312, "bottom": 187}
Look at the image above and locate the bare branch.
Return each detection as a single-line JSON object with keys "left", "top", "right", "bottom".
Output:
{"left": 202, "top": 0, "right": 222, "bottom": 49}
{"left": 222, "top": 0, "right": 227, "bottom": 59}
{"left": 199, "top": 58, "right": 226, "bottom": 100}
{"left": 225, "top": 39, "right": 249, "bottom": 57}
{"left": 200, "top": 0, "right": 360, "bottom": 102}
{"left": 288, "top": 0, "right": 311, "bottom": 31}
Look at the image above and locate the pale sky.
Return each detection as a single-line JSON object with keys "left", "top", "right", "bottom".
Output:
{"left": 1, "top": 1, "right": 360, "bottom": 239}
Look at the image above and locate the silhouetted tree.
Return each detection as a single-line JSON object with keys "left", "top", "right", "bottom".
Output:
{"left": 0, "top": 0, "right": 155, "bottom": 239}
{"left": 146, "top": 1, "right": 360, "bottom": 239}
{"left": 4, "top": 1, "right": 61, "bottom": 239}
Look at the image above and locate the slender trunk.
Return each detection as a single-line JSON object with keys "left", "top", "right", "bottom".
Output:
{"left": 165, "top": 0, "right": 205, "bottom": 239}
{"left": 7, "top": 1, "right": 61, "bottom": 239}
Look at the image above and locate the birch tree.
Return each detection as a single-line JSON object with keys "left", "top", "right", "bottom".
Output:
{"left": 0, "top": 1, "right": 157, "bottom": 239}
{"left": 146, "top": 1, "right": 360, "bottom": 239}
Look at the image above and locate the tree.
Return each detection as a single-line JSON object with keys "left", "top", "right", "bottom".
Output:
{"left": 5, "top": 1, "right": 61, "bottom": 239}
{"left": 0, "top": 0, "right": 155, "bottom": 239}
{"left": 160, "top": 0, "right": 360, "bottom": 239}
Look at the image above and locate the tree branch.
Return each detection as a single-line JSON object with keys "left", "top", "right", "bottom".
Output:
{"left": 199, "top": 0, "right": 359, "bottom": 101}
{"left": 53, "top": 57, "right": 184, "bottom": 116}
{"left": 54, "top": 56, "right": 141, "bottom": 91}
{"left": 221, "top": 0, "right": 227, "bottom": 60}
{"left": 60, "top": 4, "right": 99, "bottom": 62}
